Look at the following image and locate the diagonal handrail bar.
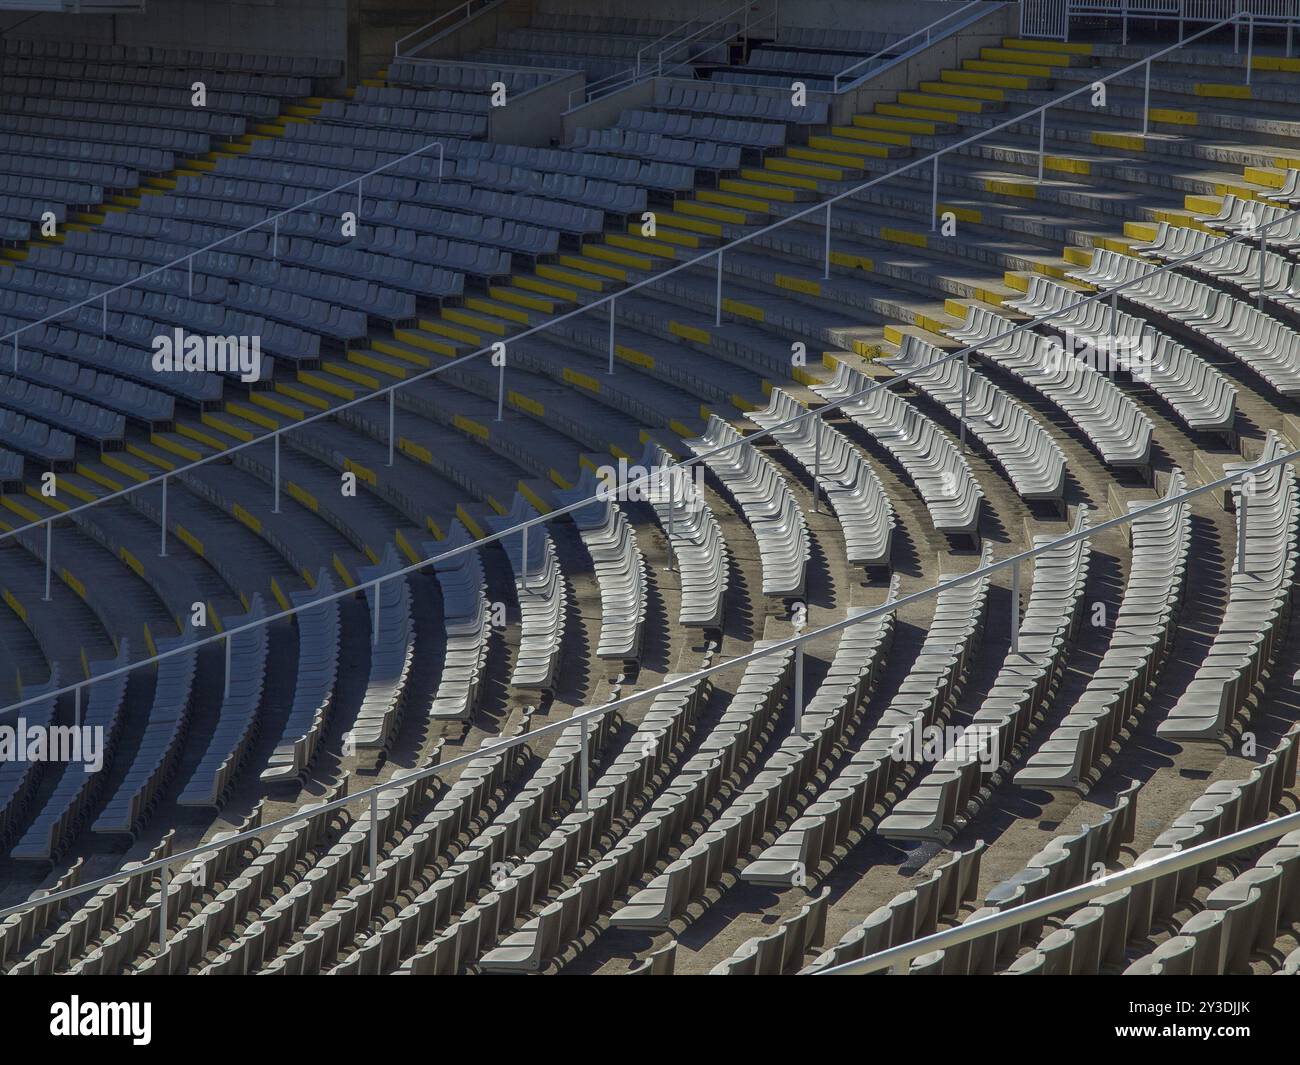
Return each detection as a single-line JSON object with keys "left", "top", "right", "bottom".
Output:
{"left": 1, "top": 191, "right": 1297, "bottom": 720}
{"left": 0, "top": 9, "right": 1260, "bottom": 564}
{"left": 1, "top": 434, "right": 1298, "bottom": 927}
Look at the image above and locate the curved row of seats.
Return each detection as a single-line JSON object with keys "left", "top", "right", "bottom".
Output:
{"left": 1072, "top": 249, "right": 1300, "bottom": 399}
{"left": 880, "top": 510, "right": 1090, "bottom": 841}
{"left": 748, "top": 386, "right": 895, "bottom": 568}
{"left": 814, "top": 362, "right": 983, "bottom": 538}
{"left": 948, "top": 303, "right": 1154, "bottom": 474}
{"left": 1160, "top": 432, "right": 1299, "bottom": 741}
{"left": 688, "top": 415, "right": 810, "bottom": 598}
{"left": 743, "top": 553, "right": 992, "bottom": 884}
{"left": 881, "top": 336, "right": 1068, "bottom": 503}
{"left": 1005, "top": 275, "right": 1237, "bottom": 436}
{"left": 1017, "top": 472, "right": 1192, "bottom": 789}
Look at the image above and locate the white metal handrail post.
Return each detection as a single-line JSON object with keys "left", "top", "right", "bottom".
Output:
{"left": 817, "top": 803, "right": 1300, "bottom": 974}
{"left": 5, "top": 437, "right": 1300, "bottom": 930}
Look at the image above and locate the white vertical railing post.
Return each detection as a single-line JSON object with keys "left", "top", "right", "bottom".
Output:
{"left": 521, "top": 525, "right": 529, "bottom": 587}
{"left": 496, "top": 355, "right": 505, "bottom": 422}
{"left": 224, "top": 633, "right": 233, "bottom": 691}
{"left": 369, "top": 792, "right": 379, "bottom": 882}
{"left": 1258, "top": 228, "right": 1266, "bottom": 310}
{"left": 1141, "top": 60, "right": 1151, "bottom": 136}
{"left": 159, "top": 477, "right": 168, "bottom": 557}
{"left": 1010, "top": 561, "right": 1020, "bottom": 654}
{"left": 43, "top": 522, "right": 51, "bottom": 602}
{"left": 667, "top": 468, "right": 676, "bottom": 572}
{"left": 812, "top": 419, "right": 821, "bottom": 513}
{"left": 187, "top": 257, "right": 193, "bottom": 298}
{"left": 715, "top": 251, "right": 724, "bottom": 326}
{"left": 931, "top": 155, "right": 940, "bottom": 231}
{"left": 273, "top": 433, "right": 281, "bottom": 513}
{"left": 373, "top": 580, "right": 381, "bottom": 645}
{"left": 608, "top": 298, "right": 616, "bottom": 375}
{"left": 102, "top": 295, "right": 107, "bottom": 337}
{"left": 823, "top": 203, "right": 832, "bottom": 279}
{"left": 1037, "top": 109, "right": 1047, "bottom": 184}
{"left": 158, "top": 863, "right": 168, "bottom": 953}
{"left": 794, "top": 641, "right": 804, "bottom": 732}
{"left": 580, "top": 716, "right": 590, "bottom": 812}
{"left": 960, "top": 351, "right": 969, "bottom": 453}
{"left": 272, "top": 217, "right": 278, "bottom": 261}
{"left": 388, "top": 390, "right": 395, "bottom": 466}
{"left": 1246, "top": 15, "right": 1254, "bottom": 85}
{"left": 1238, "top": 492, "right": 1249, "bottom": 574}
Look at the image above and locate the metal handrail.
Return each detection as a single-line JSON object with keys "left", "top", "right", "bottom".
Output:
{"left": 0, "top": 9, "right": 1257, "bottom": 558}
{"left": 643, "top": 0, "right": 763, "bottom": 78}
{"left": 816, "top": 803, "right": 1300, "bottom": 974}
{"left": 393, "top": 0, "right": 500, "bottom": 59}
{"left": 1, "top": 432, "right": 1297, "bottom": 932}
{"left": 4, "top": 189, "right": 1298, "bottom": 716}
{"left": 832, "top": 0, "right": 995, "bottom": 92}
{"left": 0, "top": 11, "right": 1284, "bottom": 708}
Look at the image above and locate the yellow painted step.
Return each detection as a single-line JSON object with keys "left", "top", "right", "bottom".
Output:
{"left": 372, "top": 337, "right": 436, "bottom": 367}
{"left": 559, "top": 252, "right": 624, "bottom": 279}
{"left": 788, "top": 144, "right": 875, "bottom": 169}
{"left": 629, "top": 223, "right": 700, "bottom": 249}
{"left": 490, "top": 285, "right": 557, "bottom": 313}
{"left": 1194, "top": 83, "right": 1252, "bottom": 100}
{"left": 675, "top": 199, "right": 748, "bottom": 224}
{"left": 348, "top": 349, "right": 411, "bottom": 379}
{"left": 465, "top": 296, "right": 531, "bottom": 325}
{"left": 148, "top": 433, "right": 206, "bottom": 464}
{"left": 1253, "top": 54, "right": 1300, "bottom": 72}
{"left": 654, "top": 211, "right": 723, "bottom": 237}
{"left": 854, "top": 112, "right": 940, "bottom": 134}
{"left": 391, "top": 328, "right": 458, "bottom": 357}
{"left": 720, "top": 177, "right": 799, "bottom": 202}
{"left": 322, "top": 360, "right": 382, "bottom": 389}
{"left": 443, "top": 306, "right": 511, "bottom": 335}
{"left": 697, "top": 187, "right": 771, "bottom": 213}
{"left": 415, "top": 319, "right": 480, "bottom": 345}
{"left": 177, "top": 421, "right": 235, "bottom": 452}
{"left": 762, "top": 158, "right": 841, "bottom": 182}
{"left": 248, "top": 391, "right": 309, "bottom": 421}
{"left": 605, "top": 232, "right": 678, "bottom": 258}
{"left": 276, "top": 381, "right": 334, "bottom": 411}
{"left": 964, "top": 57, "right": 1055, "bottom": 78}
{"left": 298, "top": 369, "right": 358, "bottom": 401}
{"left": 536, "top": 263, "right": 609, "bottom": 290}
{"left": 896, "top": 91, "right": 985, "bottom": 115}
{"left": 103, "top": 451, "right": 153, "bottom": 483}
{"left": 225, "top": 400, "right": 281, "bottom": 430}
{"left": 514, "top": 273, "right": 582, "bottom": 300}
{"left": 202, "top": 412, "right": 260, "bottom": 443}
{"left": 123, "top": 443, "right": 178, "bottom": 474}
{"left": 582, "top": 244, "right": 653, "bottom": 270}
{"left": 941, "top": 68, "right": 1034, "bottom": 90}
{"left": 980, "top": 46, "right": 1075, "bottom": 67}
{"left": 919, "top": 80, "right": 1004, "bottom": 102}
{"left": 1001, "top": 37, "right": 1092, "bottom": 55}
{"left": 827, "top": 124, "right": 911, "bottom": 147}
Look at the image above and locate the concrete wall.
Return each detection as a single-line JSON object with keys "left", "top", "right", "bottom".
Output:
{"left": 0, "top": 0, "right": 350, "bottom": 60}
{"left": 404, "top": 0, "right": 532, "bottom": 59}
{"left": 560, "top": 74, "right": 656, "bottom": 140}
{"left": 489, "top": 68, "right": 584, "bottom": 145}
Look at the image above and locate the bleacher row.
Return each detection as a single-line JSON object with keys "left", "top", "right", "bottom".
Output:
{"left": 3, "top": 9, "right": 1300, "bottom": 978}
